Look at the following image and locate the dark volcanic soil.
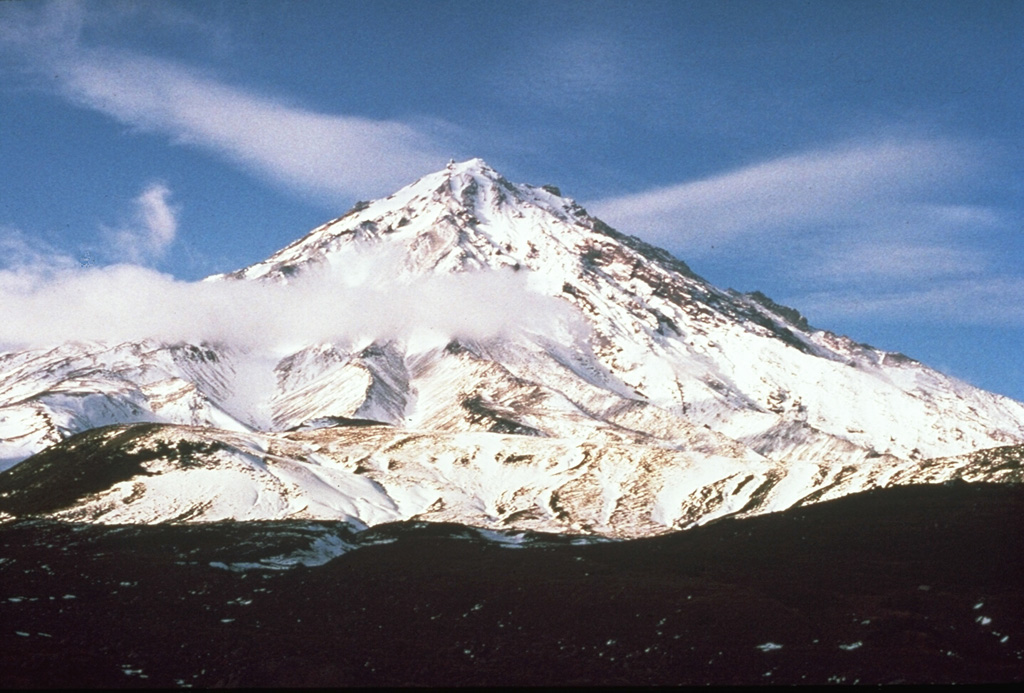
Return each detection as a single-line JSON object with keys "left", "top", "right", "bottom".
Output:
{"left": 1, "top": 482, "right": 1022, "bottom": 687}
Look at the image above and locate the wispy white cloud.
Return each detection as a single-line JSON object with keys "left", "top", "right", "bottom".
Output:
{"left": 798, "top": 276, "right": 1024, "bottom": 326}
{"left": 1, "top": 2, "right": 452, "bottom": 204}
{"left": 2, "top": 184, "right": 180, "bottom": 270}
{"left": 58, "top": 51, "right": 450, "bottom": 202}
{"left": 797, "top": 201, "right": 1005, "bottom": 287}
{"left": 104, "top": 182, "right": 179, "bottom": 264}
{"left": 0, "top": 227, "right": 78, "bottom": 274}
{"left": 588, "top": 138, "right": 1022, "bottom": 326}
{"left": 588, "top": 139, "right": 972, "bottom": 249}
{"left": 808, "top": 241, "right": 988, "bottom": 284}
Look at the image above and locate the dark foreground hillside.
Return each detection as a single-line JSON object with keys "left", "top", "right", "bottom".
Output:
{"left": 1, "top": 482, "right": 1022, "bottom": 687}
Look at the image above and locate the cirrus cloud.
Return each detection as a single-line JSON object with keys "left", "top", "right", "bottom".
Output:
{"left": 588, "top": 138, "right": 1021, "bottom": 328}
{"left": 588, "top": 139, "right": 975, "bottom": 250}
{"left": 0, "top": 2, "right": 453, "bottom": 205}
{"left": 55, "top": 50, "right": 452, "bottom": 203}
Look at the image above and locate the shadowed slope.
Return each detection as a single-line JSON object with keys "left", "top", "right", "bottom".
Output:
{"left": 1, "top": 482, "right": 1021, "bottom": 686}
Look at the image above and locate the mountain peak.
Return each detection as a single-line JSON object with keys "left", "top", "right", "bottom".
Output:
{"left": 222, "top": 158, "right": 598, "bottom": 281}
{"left": 439, "top": 157, "right": 512, "bottom": 206}
{"left": 446, "top": 157, "right": 494, "bottom": 175}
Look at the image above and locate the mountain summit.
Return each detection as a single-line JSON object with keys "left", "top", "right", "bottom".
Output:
{"left": 218, "top": 157, "right": 695, "bottom": 285}
{"left": 2, "top": 159, "right": 1023, "bottom": 534}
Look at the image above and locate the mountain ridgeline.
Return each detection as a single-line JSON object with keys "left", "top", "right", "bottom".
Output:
{"left": 1, "top": 159, "right": 1023, "bottom": 534}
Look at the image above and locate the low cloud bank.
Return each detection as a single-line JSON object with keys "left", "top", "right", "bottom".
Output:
{"left": 0, "top": 258, "right": 574, "bottom": 353}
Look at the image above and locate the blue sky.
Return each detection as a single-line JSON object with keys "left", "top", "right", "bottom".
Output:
{"left": 1, "top": 0, "right": 1022, "bottom": 401}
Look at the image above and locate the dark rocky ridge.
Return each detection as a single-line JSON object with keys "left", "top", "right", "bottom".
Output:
{"left": 0, "top": 424, "right": 224, "bottom": 517}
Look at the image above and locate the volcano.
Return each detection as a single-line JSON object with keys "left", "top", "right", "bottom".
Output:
{"left": 1, "top": 158, "right": 1023, "bottom": 534}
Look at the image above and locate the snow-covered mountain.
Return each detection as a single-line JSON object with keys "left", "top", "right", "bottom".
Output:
{"left": 2, "top": 158, "right": 1023, "bottom": 534}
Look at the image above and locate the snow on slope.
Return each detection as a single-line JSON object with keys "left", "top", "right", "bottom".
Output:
{"left": 213, "top": 157, "right": 1024, "bottom": 462}
{"left": 1, "top": 158, "right": 1024, "bottom": 532}
{"left": 0, "top": 341, "right": 254, "bottom": 471}
{"left": 1, "top": 421, "right": 1019, "bottom": 538}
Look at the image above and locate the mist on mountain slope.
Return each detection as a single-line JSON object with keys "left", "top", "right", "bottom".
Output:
{"left": 0, "top": 245, "right": 576, "bottom": 353}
